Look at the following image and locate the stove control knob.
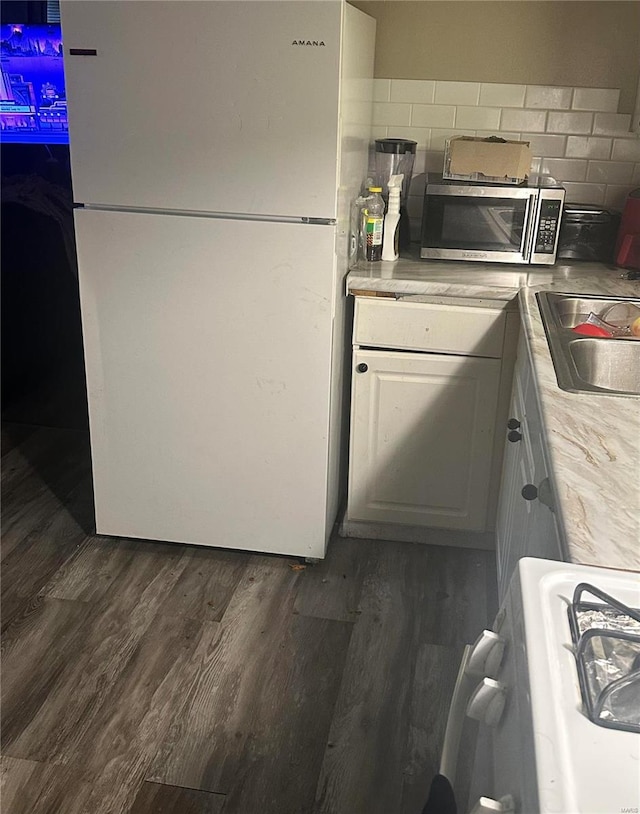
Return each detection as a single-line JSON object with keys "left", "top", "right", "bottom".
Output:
{"left": 466, "top": 677, "right": 506, "bottom": 726}
{"left": 465, "top": 630, "right": 505, "bottom": 679}
{"left": 470, "top": 795, "right": 515, "bottom": 814}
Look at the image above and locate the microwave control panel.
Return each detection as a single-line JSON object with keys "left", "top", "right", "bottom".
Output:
{"left": 535, "top": 199, "right": 562, "bottom": 254}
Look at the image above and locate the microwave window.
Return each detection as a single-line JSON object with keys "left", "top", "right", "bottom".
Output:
{"left": 424, "top": 197, "right": 527, "bottom": 252}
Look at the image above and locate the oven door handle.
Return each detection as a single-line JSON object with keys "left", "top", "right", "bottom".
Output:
{"left": 521, "top": 192, "right": 539, "bottom": 262}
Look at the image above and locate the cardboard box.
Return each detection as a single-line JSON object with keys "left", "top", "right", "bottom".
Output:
{"left": 443, "top": 136, "right": 532, "bottom": 184}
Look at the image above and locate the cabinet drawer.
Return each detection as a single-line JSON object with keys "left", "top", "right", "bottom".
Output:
{"left": 354, "top": 297, "right": 506, "bottom": 358}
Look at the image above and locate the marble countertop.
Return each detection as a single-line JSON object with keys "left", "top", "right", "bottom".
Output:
{"left": 346, "top": 255, "right": 640, "bottom": 572}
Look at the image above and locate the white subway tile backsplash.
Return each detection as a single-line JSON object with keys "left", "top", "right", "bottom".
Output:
{"left": 373, "top": 102, "right": 411, "bottom": 127}
{"left": 411, "top": 150, "right": 428, "bottom": 177}
{"left": 561, "top": 182, "right": 606, "bottom": 205}
{"left": 522, "top": 133, "right": 566, "bottom": 158}
{"left": 370, "top": 126, "right": 389, "bottom": 142}
{"left": 611, "top": 137, "right": 640, "bottom": 162}
{"left": 565, "top": 136, "right": 612, "bottom": 159}
{"left": 539, "top": 158, "right": 587, "bottom": 182}
{"left": 525, "top": 85, "right": 573, "bottom": 110}
{"left": 455, "top": 106, "right": 501, "bottom": 130}
{"left": 501, "top": 108, "right": 547, "bottom": 133}
{"left": 604, "top": 185, "right": 637, "bottom": 211}
{"left": 429, "top": 129, "right": 476, "bottom": 152}
{"left": 476, "top": 131, "right": 521, "bottom": 141}
{"left": 572, "top": 88, "right": 619, "bottom": 112}
{"left": 372, "top": 79, "right": 637, "bottom": 210}
{"left": 479, "top": 83, "right": 526, "bottom": 108}
{"left": 411, "top": 104, "right": 456, "bottom": 129}
{"left": 373, "top": 79, "right": 391, "bottom": 103}
{"left": 406, "top": 194, "right": 425, "bottom": 240}
{"left": 587, "top": 161, "right": 635, "bottom": 185}
{"left": 406, "top": 194, "right": 425, "bottom": 220}
{"left": 390, "top": 79, "right": 435, "bottom": 104}
{"left": 434, "top": 81, "right": 480, "bottom": 106}
{"left": 424, "top": 151, "right": 447, "bottom": 173}
{"left": 547, "top": 111, "right": 593, "bottom": 135}
{"left": 593, "top": 113, "right": 632, "bottom": 136}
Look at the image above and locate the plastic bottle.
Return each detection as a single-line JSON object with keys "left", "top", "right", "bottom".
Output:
{"left": 364, "top": 186, "right": 385, "bottom": 262}
{"left": 382, "top": 174, "right": 403, "bottom": 262}
{"left": 350, "top": 194, "right": 369, "bottom": 265}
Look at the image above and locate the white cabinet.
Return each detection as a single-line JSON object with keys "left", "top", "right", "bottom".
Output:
{"left": 496, "top": 333, "right": 562, "bottom": 601}
{"left": 349, "top": 348, "right": 501, "bottom": 530}
{"left": 346, "top": 297, "right": 518, "bottom": 535}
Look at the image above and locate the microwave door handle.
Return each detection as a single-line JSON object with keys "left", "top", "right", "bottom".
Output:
{"left": 522, "top": 193, "right": 539, "bottom": 261}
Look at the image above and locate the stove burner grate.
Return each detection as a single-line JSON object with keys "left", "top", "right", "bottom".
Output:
{"left": 568, "top": 582, "right": 640, "bottom": 733}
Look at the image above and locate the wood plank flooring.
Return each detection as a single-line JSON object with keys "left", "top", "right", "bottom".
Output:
{"left": 1, "top": 422, "right": 498, "bottom": 814}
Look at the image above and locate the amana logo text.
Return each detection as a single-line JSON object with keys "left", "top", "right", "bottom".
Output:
{"left": 291, "top": 40, "right": 326, "bottom": 46}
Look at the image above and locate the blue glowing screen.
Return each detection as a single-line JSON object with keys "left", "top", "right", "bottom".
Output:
{"left": 1, "top": 23, "right": 68, "bottom": 144}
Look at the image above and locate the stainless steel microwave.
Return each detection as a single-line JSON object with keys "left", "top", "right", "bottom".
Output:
{"left": 420, "top": 174, "right": 565, "bottom": 265}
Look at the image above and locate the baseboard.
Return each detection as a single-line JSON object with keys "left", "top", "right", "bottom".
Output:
{"left": 338, "top": 517, "right": 495, "bottom": 551}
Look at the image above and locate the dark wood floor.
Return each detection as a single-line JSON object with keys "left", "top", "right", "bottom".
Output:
{"left": 1, "top": 422, "right": 498, "bottom": 814}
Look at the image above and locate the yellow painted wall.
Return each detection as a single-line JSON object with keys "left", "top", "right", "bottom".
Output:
{"left": 351, "top": 1, "right": 640, "bottom": 113}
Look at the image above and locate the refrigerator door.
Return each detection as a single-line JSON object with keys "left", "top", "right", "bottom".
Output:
{"left": 62, "top": 1, "right": 342, "bottom": 219}
{"left": 75, "top": 207, "right": 336, "bottom": 558}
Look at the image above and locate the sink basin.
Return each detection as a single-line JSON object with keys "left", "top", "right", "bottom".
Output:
{"left": 569, "top": 338, "right": 640, "bottom": 393}
{"left": 536, "top": 291, "right": 640, "bottom": 397}
{"left": 547, "top": 295, "right": 638, "bottom": 329}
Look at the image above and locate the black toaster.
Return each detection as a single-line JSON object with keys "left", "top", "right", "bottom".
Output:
{"left": 557, "top": 203, "right": 621, "bottom": 263}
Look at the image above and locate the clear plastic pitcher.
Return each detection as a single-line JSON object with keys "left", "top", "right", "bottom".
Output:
{"left": 374, "top": 139, "right": 417, "bottom": 203}
{"left": 375, "top": 139, "right": 417, "bottom": 249}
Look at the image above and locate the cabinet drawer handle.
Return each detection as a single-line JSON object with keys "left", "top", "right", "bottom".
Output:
{"left": 507, "top": 430, "right": 522, "bottom": 443}
{"left": 521, "top": 483, "right": 538, "bottom": 501}
{"left": 356, "top": 363, "right": 368, "bottom": 373}
{"left": 507, "top": 417, "right": 521, "bottom": 430}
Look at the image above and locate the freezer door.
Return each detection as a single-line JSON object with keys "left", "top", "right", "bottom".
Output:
{"left": 61, "top": 1, "right": 342, "bottom": 219}
{"left": 75, "top": 208, "right": 336, "bottom": 557}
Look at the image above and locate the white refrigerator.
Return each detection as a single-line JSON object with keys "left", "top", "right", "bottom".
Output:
{"left": 61, "top": 1, "right": 375, "bottom": 558}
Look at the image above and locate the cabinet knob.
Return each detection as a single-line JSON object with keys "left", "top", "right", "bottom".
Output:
{"left": 521, "top": 483, "right": 538, "bottom": 501}
{"left": 507, "top": 418, "right": 521, "bottom": 430}
{"left": 356, "top": 363, "right": 368, "bottom": 373}
{"left": 507, "top": 430, "right": 522, "bottom": 443}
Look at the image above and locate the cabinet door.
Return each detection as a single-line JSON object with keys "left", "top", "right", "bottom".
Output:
{"left": 496, "top": 343, "right": 561, "bottom": 600}
{"left": 496, "top": 370, "right": 531, "bottom": 599}
{"left": 347, "top": 349, "right": 501, "bottom": 531}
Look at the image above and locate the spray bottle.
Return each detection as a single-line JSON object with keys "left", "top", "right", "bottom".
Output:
{"left": 382, "top": 174, "right": 404, "bottom": 262}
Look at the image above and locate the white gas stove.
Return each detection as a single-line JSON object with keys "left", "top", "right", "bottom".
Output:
{"left": 441, "top": 557, "right": 640, "bottom": 814}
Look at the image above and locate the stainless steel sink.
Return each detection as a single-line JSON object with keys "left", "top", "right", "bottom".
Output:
{"left": 536, "top": 291, "right": 640, "bottom": 396}
{"left": 569, "top": 338, "right": 640, "bottom": 393}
